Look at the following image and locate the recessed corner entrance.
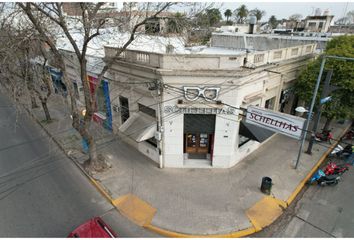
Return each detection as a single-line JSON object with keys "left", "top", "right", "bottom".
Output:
{"left": 183, "top": 114, "right": 216, "bottom": 162}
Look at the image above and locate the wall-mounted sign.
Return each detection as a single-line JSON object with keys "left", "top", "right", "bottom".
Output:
{"left": 164, "top": 105, "right": 237, "bottom": 115}
{"left": 246, "top": 106, "right": 305, "bottom": 140}
{"left": 184, "top": 87, "right": 220, "bottom": 102}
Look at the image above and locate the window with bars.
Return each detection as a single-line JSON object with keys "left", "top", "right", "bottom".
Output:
{"left": 254, "top": 54, "right": 264, "bottom": 63}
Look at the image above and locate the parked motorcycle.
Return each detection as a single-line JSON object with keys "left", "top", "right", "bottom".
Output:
{"left": 330, "top": 144, "right": 353, "bottom": 158}
{"left": 315, "top": 129, "right": 333, "bottom": 142}
{"left": 324, "top": 162, "right": 349, "bottom": 175}
{"left": 308, "top": 169, "right": 340, "bottom": 186}
{"left": 330, "top": 144, "right": 344, "bottom": 157}
{"left": 344, "top": 128, "right": 354, "bottom": 140}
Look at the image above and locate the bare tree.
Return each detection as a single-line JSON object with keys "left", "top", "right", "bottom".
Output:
{"left": 0, "top": 6, "right": 54, "bottom": 121}
{"left": 17, "top": 2, "right": 176, "bottom": 173}
{"left": 289, "top": 14, "right": 303, "bottom": 22}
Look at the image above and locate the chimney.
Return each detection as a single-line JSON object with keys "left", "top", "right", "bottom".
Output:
{"left": 249, "top": 15, "right": 257, "bottom": 34}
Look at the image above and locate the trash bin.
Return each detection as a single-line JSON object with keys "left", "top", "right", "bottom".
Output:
{"left": 261, "top": 177, "right": 272, "bottom": 195}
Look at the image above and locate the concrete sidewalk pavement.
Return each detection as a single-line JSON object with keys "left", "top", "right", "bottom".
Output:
{"left": 16, "top": 92, "right": 351, "bottom": 237}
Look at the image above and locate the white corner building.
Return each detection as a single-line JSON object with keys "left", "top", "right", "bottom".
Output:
{"left": 105, "top": 32, "right": 317, "bottom": 168}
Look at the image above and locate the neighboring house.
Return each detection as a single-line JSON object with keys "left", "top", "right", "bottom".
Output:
{"left": 105, "top": 32, "right": 317, "bottom": 168}
{"left": 216, "top": 24, "right": 257, "bottom": 34}
{"left": 329, "top": 25, "right": 354, "bottom": 34}
{"left": 54, "top": 30, "right": 116, "bottom": 131}
{"left": 304, "top": 15, "right": 334, "bottom": 33}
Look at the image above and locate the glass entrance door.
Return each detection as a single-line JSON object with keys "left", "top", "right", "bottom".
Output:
{"left": 185, "top": 133, "right": 209, "bottom": 154}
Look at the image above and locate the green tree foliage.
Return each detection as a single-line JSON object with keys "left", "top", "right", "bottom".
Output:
{"left": 224, "top": 9, "right": 232, "bottom": 25}
{"left": 249, "top": 8, "right": 265, "bottom": 22}
{"left": 268, "top": 15, "right": 278, "bottom": 28}
{"left": 295, "top": 35, "right": 354, "bottom": 123}
{"left": 196, "top": 8, "right": 222, "bottom": 27}
{"left": 234, "top": 4, "right": 248, "bottom": 24}
{"left": 206, "top": 8, "right": 222, "bottom": 26}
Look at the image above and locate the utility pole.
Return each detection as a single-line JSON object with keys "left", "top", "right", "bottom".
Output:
{"left": 294, "top": 56, "right": 325, "bottom": 169}
{"left": 306, "top": 70, "right": 333, "bottom": 154}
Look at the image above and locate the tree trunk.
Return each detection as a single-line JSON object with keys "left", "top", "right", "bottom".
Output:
{"left": 81, "top": 126, "right": 109, "bottom": 173}
{"left": 323, "top": 117, "right": 333, "bottom": 131}
{"left": 41, "top": 99, "right": 51, "bottom": 121}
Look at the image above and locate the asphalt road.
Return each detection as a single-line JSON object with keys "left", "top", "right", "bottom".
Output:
{"left": 0, "top": 92, "right": 159, "bottom": 237}
{"left": 256, "top": 150, "right": 354, "bottom": 238}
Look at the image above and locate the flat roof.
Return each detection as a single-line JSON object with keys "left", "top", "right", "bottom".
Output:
{"left": 187, "top": 46, "right": 246, "bottom": 55}
{"left": 212, "top": 32, "right": 330, "bottom": 42}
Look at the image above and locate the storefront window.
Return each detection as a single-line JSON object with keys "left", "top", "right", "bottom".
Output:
{"left": 265, "top": 97, "right": 276, "bottom": 110}
{"left": 96, "top": 85, "right": 106, "bottom": 113}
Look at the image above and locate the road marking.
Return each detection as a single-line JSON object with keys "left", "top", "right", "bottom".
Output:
{"left": 246, "top": 196, "right": 287, "bottom": 231}
{"left": 112, "top": 194, "right": 156, "bottom": 227}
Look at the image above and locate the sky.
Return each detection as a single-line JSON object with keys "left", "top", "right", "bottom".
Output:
{"left": 114, "top": 1, "right": 353, "bottom": 22}
{"left": 218, "top": 2, "right": 353, "bottom": 21}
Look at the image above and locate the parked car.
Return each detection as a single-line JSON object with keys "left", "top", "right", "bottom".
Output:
{"left": 68, "top": 217, "right": 117, "bottom": 238}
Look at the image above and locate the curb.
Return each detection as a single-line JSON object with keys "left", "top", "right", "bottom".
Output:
{"left": 286, "top": 124, "right": 352, "bottom": 206}
{"left": 22, "top": 98, "right": 351, "bottom": 238}
{"left": 22, "top": 104, "right": 116, "bottom": 206}
{"left": 144, "top": 224, "right": 257, "bottom": 238}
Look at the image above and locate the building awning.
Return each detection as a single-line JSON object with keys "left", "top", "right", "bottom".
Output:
{"left": 118, "top": 112, "right": 157, "bottom": 142}
{"left": 239, "top": 121, "right": 274, "bottom": 143}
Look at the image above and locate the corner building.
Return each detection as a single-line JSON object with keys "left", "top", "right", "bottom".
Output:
{"left": 105, "top": 33, "right": 317, "bottom": 168}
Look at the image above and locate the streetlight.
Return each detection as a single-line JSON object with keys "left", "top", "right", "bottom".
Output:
{"left": 293, "top": 106, "right": 309, "bottom": 168}
{"left": 295, "top": 106, "right": 308, "bottom": 115}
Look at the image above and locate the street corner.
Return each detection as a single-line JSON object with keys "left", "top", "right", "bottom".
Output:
{"left": 112, "top": 194, "right": 156, "bottom": 227}
{"left": 246, "top": 196, "right": 287, "bottom": 231}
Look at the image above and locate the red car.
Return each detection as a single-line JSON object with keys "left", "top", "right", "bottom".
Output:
{"left": 68, "top": 217, "right": 118, "bottom": 238}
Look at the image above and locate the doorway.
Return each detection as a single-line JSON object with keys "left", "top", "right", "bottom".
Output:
{"left": 184, "top": 114, "right": 215, "bottom": 160}
{"left": 119, "top": 96, "right": 129, "bottom": 124}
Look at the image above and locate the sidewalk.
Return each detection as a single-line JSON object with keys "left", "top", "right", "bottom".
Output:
{"left": 19, "top": 93, "right": 351, "bottom": 236}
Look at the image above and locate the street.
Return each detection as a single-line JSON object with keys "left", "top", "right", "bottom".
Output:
{"left": 256, "top": 152, "right": 354, "bottom": 238}
{"left": 0, "top": 93, "right": 158, "bottom": 237}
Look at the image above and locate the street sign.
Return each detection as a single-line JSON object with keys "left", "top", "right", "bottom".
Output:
{"left": 320, "top": 96, "right": 332, "bottom": 104}
{"left": 246, "top": 106, "right": 306, "bottom": 140}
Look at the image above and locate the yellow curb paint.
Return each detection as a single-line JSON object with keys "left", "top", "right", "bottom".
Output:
{"left": 144, "top": 224, "right": 257, "bottom": 238}
{"left": 88, "top": 176, "right": 114, "bottom": 203}
{"left": 286, "top": 124, "right": 352, "bottom": 206}
{"left": 246, "top": 196, "right": 287, "bottom": 231}
{"left": 113, "top": 194, "right": 156, "bottom": 227}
